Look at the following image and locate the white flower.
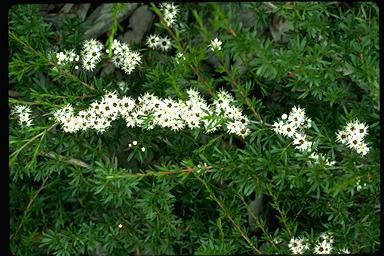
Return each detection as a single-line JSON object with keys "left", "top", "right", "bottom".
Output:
{"left": 81, "top": 39, "right": 104, "bottom": 71}
{"left": 293, "top": 133, "right": 312, "bottom": 151}
{"left": 356, "top": 142, "right": 369, "bottom": 156}
{"left": 158, "top": 36, "right": 172, "bottom": 52}
{"left": 12, "top": 105, "right": 33, "bottom": 127}
{"left": 141, "top": 147, "right": 146, "bottom": 152}
{"left": 146, "top": 34, "right": 161, "bottom": 49}
{"left": 56, "top": 51, "right": 67, "bottom": 64}
{"left": 355, "top": 178, "right": 367, "bottom": 192}
{"left": 226, "top": 120, "right": 250, "bottom": 137}
{"left": 313, "top": 240, "right": 332, "bottom": 254}
{"left": 288, "top": 106, "right": 305, "bottom": 128}
{"left": 110, "top": 39, "right": 142, "bottom": 74}
{"left": 281, "top": 113, "right": 288, "bottom": 120}
{"left": 209, "top": 38, "right": 222, "bottom": 51}
{"left": 346, "top": 136, "right": 362, "bottom": 150}
{"left": 281, "top": 122, "right": 296, "bottom": 138}
{"left": 336, "top": 129, "right": 348, "bottom": 144}
{"left": 272, "top": 120, "right": 285, "bottom": 135}
{"left": 132, "top": 140, "right": 138, "bottom": 146}
{"left": 159, "top": 2, "right": 179, "bottom": 27}
{"left": 318, "top": 232, "right": 334, "bottom": 244}
{"left": 337, "top": 119, "right": 370, "bottom": 156}
{"left": 288, "top": 237, "right": 309, "bottom": 254}
{"left": 354, "top": 121, "right": 368, "bottom": 138}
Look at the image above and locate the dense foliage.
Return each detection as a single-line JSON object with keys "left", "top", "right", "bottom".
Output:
{"left": 9, "top": 2, "right": 380, "bottom": 255}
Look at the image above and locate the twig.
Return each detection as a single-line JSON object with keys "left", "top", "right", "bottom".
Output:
{"left": 9, "top": 123, "right": 58, "bottom": 162}
{"left": 105, "top": 165, "right": 213, "bottom": 179}
{"left": 265, "top": 184, "right": 293, "bottom": 238}
{"left": 232, "top": 189, "right": 278, "bottom": 249}
{"left": 195, "top": 175, "right": 261, "bottom": 254}
{"left": 218, "top": 57, "right": 262, "bottom": 122}
{"left": 40, "top": 151, "right": 92, "bottom": 169}
{"left": 11, "top": 173, "right": 51, "bottom": 240}
{"left": 9, "top": 31, "right": 95, "bottom": 90}
{"left": 37, "top": 151, "right": 216, "bottom": 178}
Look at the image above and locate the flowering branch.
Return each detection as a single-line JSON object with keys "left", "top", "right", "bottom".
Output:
{"left": 9, "top": 32, "right": 96, "bottom": 90}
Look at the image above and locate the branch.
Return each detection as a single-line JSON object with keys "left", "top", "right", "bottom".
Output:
{"left": 9, "top": 31, "right": 95, "bottom": 90}
{"left": 11, "top": 173, "right": 51, "bottom": 240}
{"left": 9, "top": 123, "right": 58, "bottom": 163}
{"left": 40, "top": 151, "right": 92, "bottom": 169}
{"left": 195, "top": 175, "right": 261, "bottom": 254}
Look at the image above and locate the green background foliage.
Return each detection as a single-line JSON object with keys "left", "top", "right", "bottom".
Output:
{"left": 9, "top": 2, "right": 379, "bottom": 255}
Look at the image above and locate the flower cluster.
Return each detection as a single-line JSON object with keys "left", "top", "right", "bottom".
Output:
{"left": 288, "top": 237, "right": 310, "bottom": 254}
{"left": 209, "top": 38, "right": 222, "bottom": 51}
{"left": 336, "top": 119, "right": 369, "bottom": 156}
{"left": 288, "top": 233, "right": 350, "bottom": 254}
{"left": 81, "top": 39, "right": 104, "bottom": 71}
{"left": 12, "top": 105, "right": 33, "bottom": 127}
{"left": 52, "top": 89, "right": 250, "bottom": 137}
{"left": 109, "top": 39, "right": 142, "bottom": 74}
{"left": 55, "top": 49, "right": 79, "bottom": 66}
{"left": 272, "top": 106, "right": 313, "bottom": 151}
{"left": 313, "top": 232, "right": 334, "bottom": 254}
{"left": 53, "top": 91, "right": 124, "bottom": 133}
{"left": 159, "top": 2, "right": 179, "bottom": 27}
{"left": 272, "top": 107, "right": 336, "bottom": 166}
{"left": 54, "top": 39, "right": 141, "bottom": 75}
{"left": 213, "top": 90, "right": 251, "bottom": 137}
{"left": 146, "top": 34, "right": 172, "bottom": 52}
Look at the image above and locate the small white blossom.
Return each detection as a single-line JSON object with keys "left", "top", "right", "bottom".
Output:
{"left": 281, "top": 122, "right": 296, "bottom": 138}
{"left": 159, "top": 2, "right": 179, "bottom": 27}
{"left": 209, "top": 38, "right": 222, "bottom": 51}
{"left": 293, "top": 133, "right": 312, "bottom": 151}
{"left": 313, "top": 240, "right": 332, "bottom": 254}
{"left": 12, "top": 105, "right": 33, "bottom": 127}
{"left": 111, "top": 39, "right": 142, "bottom": 75}
{"left": 81, "top": 39, "right": 104, "bottom": 71}
{"left": 158, "top": 36, "right": 172, "bottom": 52}
{"left": 336, "top": 119, "right": 369, "bottom": 156}
{"left": 272, "top": 120, "right": 285, "bottom": 135}
{"left": 288, "top": 237, "right": 309, "bottom": 254}
{"left": 146, "top": 34, "right": 161, "bottom": 49}
{"left": 288, "top": 106, "right": 306, "bottom": 128}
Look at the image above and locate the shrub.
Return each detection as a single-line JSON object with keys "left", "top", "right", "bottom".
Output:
{"left": 9, "top": 2, "right": 379, "bottom": 255}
